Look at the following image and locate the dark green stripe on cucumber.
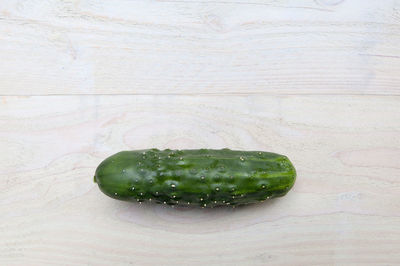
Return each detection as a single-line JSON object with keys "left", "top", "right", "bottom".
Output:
{"left": 94, "top": 148, "right": 296, "bottom": 207}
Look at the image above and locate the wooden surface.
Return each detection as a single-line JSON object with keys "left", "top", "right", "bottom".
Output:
{"left": 1, "top": 1, "right": 400, "bottom": 265}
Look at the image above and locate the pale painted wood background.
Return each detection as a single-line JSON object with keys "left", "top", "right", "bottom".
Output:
{"left": 1, "top": 0, "right": 400, "bottom": 265}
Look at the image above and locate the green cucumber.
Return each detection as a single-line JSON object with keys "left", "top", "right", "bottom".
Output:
{"left": 94, "top": 149, "right": 296, "bottom": 207}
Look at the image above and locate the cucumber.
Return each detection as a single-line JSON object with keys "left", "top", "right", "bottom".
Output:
{"left": 94, "top": 149, "right": 296, "bottom": 207}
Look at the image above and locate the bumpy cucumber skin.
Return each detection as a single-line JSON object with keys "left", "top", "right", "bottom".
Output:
{"left": 94, "top": 149, "right": 296, "bottom": 207}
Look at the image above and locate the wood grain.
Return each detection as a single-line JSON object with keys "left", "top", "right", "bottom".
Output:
{"left": 1, "top": 0, "right": 400, "bottom": 95}
{"left": 0, "top": 95, "right": 399, "bottom": 265}
{"left": 1, "top": 0, "right": 400, "bottom": 265}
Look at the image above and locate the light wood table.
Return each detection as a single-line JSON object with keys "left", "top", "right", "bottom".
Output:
{"left": 1, "top": 1, "right": 399, "bottom": 265}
